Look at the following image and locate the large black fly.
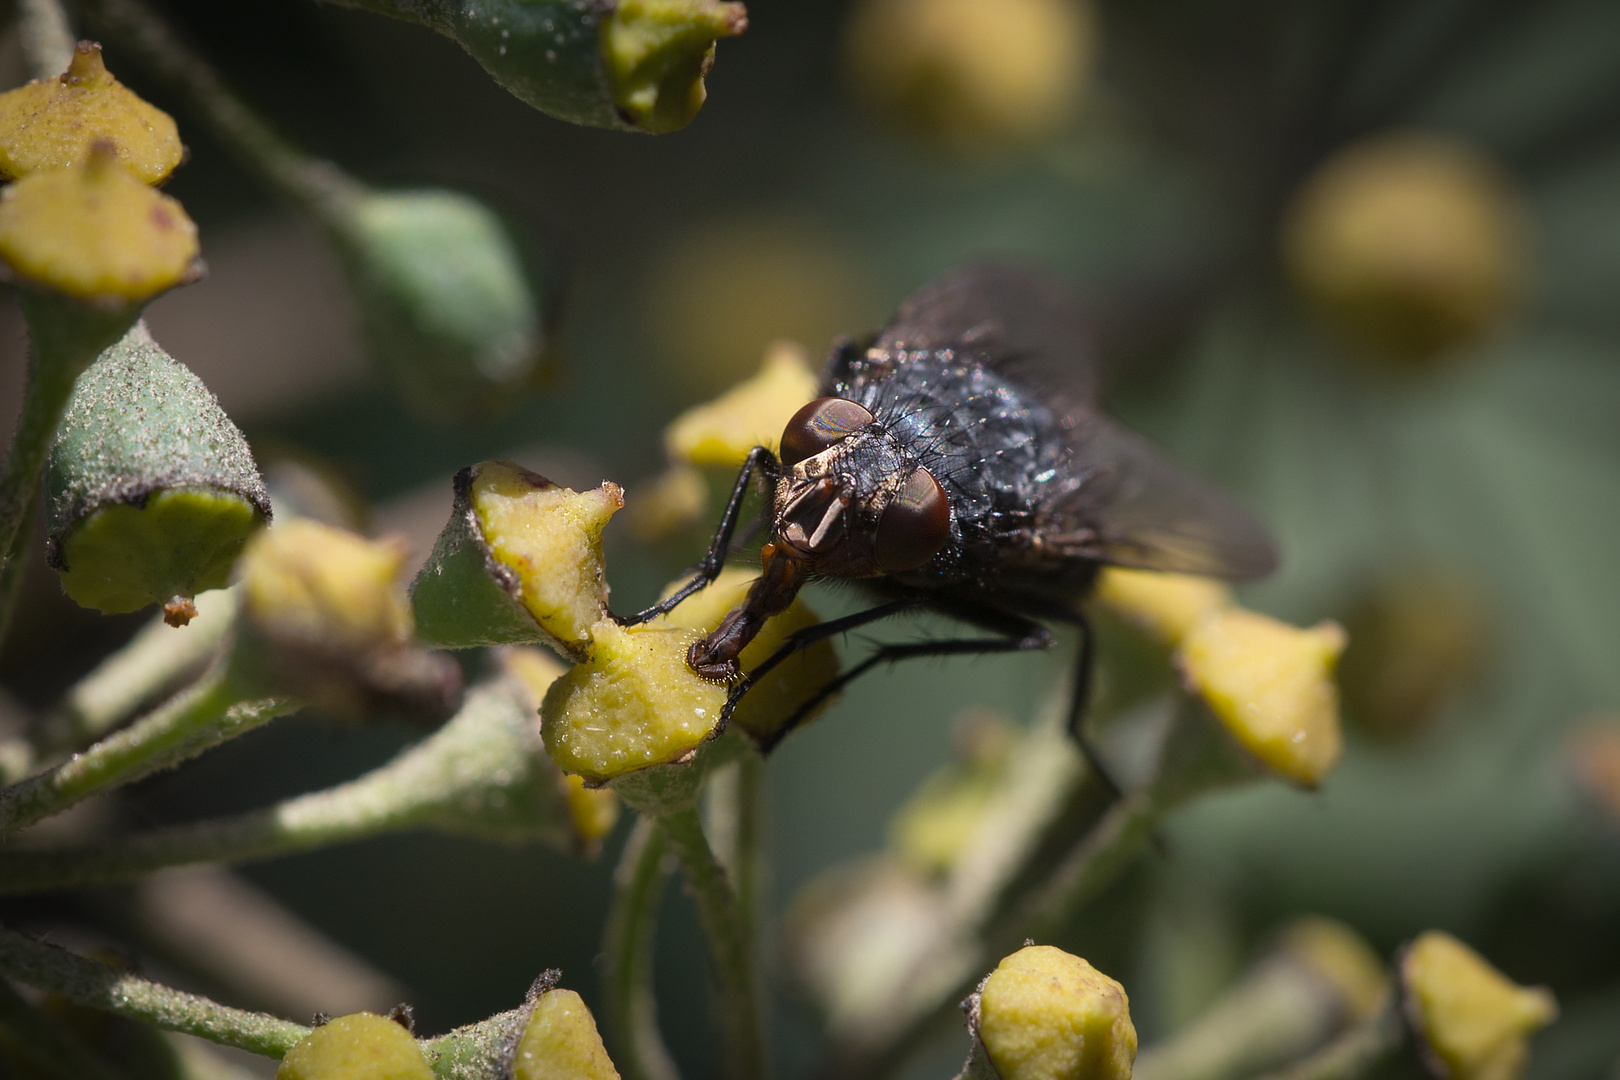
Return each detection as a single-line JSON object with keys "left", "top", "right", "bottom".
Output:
{"left": 617, "top": 262, "right": 1277, "bottom": 758}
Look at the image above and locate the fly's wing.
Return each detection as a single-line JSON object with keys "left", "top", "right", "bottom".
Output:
{"left": 877, "top": 260, "right": 1099, "bottom": 405}
{"left": 1046, "top": 411, "right": 1278, "bottom": 580}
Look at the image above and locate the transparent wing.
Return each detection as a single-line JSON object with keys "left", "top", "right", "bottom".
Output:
{"left": 1046, "top": 412, "right": 1278, "bottom": 580}
{"left": 879, "top": 260, "right": 1099, "bottom": 405}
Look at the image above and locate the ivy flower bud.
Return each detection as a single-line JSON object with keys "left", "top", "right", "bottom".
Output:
{"left": 1177, "top": 609, "right": 1346, "bottom": 788}
{"left": 0, "top": 42, "right": 183, "bottom": 183}
{"left": 0, "top": 140, "right": 199, "bottom": 305}
{"left": 1282, "top": 133, "right": 1528, "bottom": 368}
{"left": 1400, "top": 932, "right": 1556, "bottom": 1080}
{"left": 541, "top": 618, "right": 727, "bottom": 786}
{"left": 502, "top": 646, "right": 621, "bottom": 849}
{"left": 411, "top": 461, "right": 623, "bottom": 659}
{"left": 843, "top": 0, "right": 1095, "bottom": 151}
{"left": 621, "top": 463, "right": 708, "bottom": 544}
{"left": 966, "top": 945, "right": 1137, "bottom": 1080}
{"left": 1095, "top": 568, "right": 1232, "bottom": 647}
{"left": 888, "top": 709, "right": 1013, "bottom": 874}
{"left": 513, "top": 988, "right": 620, "bottom": 1080}
{"left": 664, "top": 341, "right": 819, "bottom": 468}
{"left": 236, "top": 519, "right": 461, "bottom": 723}
{"left": 44, "top": 322, "right": 270, "bottom": 625}
{"left": 277, "top": 1011, "right": 432, "bottom": 1080}
{"left": 652, "top": 566, "right": 838, "bottom": 745}
{"left": 329, "top": 190, "right": 553, "bottom": 422}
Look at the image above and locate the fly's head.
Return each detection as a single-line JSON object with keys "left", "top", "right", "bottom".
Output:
{"left": 772, "top": 397, "right": 953, "bottom": 579}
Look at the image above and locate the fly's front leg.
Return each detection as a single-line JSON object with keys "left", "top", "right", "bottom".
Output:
{"left": 612, "top": 446, "right": 778, "bottom": 626}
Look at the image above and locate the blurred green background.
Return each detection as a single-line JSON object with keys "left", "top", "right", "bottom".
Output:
{"left": 2, "top": 0, "right": 1619, "bottom": 1077}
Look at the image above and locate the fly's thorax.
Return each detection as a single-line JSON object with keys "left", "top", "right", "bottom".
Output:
{"left": 771, "top": 426, "right": 953, "bottom": 578}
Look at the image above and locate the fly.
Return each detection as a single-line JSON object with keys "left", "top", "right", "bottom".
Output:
{"left": 616, "top": 262, "right": 1277, "bottom": 763}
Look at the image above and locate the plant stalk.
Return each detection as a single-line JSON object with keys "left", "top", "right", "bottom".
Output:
{"left": 0, "top": 923, "right": 310, "bottom": 1058}
{"left": 603, "top": 816, "right": 681, "bottom": 1080}
{"left": 0, "top": 663, "right": 297, "bottom": 837}
{"left": 658, "top": 805, "right": 766, "bottom": 1080}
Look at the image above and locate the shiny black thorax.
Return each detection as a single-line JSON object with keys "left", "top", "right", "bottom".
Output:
{"left": 819, "top": 339, "right": 1088, "bottom": 594}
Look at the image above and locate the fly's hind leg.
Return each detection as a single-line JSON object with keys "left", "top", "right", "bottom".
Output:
{"left": 730, "top": 601, "right": 1053, "bottom": 753}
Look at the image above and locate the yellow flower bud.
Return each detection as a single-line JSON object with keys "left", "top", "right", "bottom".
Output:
{"left": 664, "top": 341, "right": 819, "bottom": 467}
{"left": 239, "top": 521, "right": 413, "bottom": 651}
{"left": 513, "top": 989, "right": 621, "bottom": 1080}
{"left": 652, "top": 566, "right": 838, "bottom": 744}
{"left": 1177, "top": 608, "right": 1345, "bottom": 787}
{"left": 1094, "top": 568, "right": 1232, "bottom": 647}
{"left": 1401, "top": 932, "right": 1556, "bottom": 1080}
{"left": 277, "top": 1012, "right": 432, "bottom": 1080}
{"left": 541, "top": 619, "right": 727, "bottom": 785}
{"left": 975, "top": 945, "right": 1137, "bottom": 1080}
{"left": 621, "top": 464, "right": 710, "bottom": 543}
{"left": 470, "top": 462, "right": 623, "bottom": 653}
{"left": 0, "top": 42, "right": 184, "bottom": 184}
{"left": 602, "top": 0, "right": 748, "bottom": 135}
{"left": 888, "top": 709, "right": 1014, "bottom": 874}
{"left": 843, "top": 0, "right": 1095, "bottom": 150}
{"left": 1282, "top": 133, "right": 1528, "bottom": 368}
{"left": 0, "top": 141, "right": 199, "bottom": 304}
{"left": 1278, "top": 917, "right": 1390, "bottom": 1023}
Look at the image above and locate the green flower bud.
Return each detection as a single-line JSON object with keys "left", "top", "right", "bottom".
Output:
{"left": 367, "top": 0, "right": 745, "bottom": 133}
{"left": 1399, "top": 933, "right": 1556, "bottom": 1080}
{"left": 513, "top": 988, "right": 621, "bottom": 1080}
{"left": 328, "top": 189, "right": 554, "bottom": 422}
{"left": 1282, "top": 133, "right": 1528, "bottom": 368}
{"left": 236, "top": 519, "right": 461, "bottom": 723}
{"left": 44, "top": 322, "right": 270, "bottom": 625}
{"left": 0, "top": 42, "right": 184, "bottom": 184}
{"left": 967, "top": 945, "right": 1137, "bottom": 1080}
{"left": 277, "top": 1011, "right": 432, "bottom": 1080}
{"left": 0, "top": 139, "right": 200, "bottom": 305}
{"left": 411, "top": 461, "right": 623, "bottom": 658}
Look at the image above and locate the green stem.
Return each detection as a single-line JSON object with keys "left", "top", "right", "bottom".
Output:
{"left": 603, "top": 816, "right": 681, "bottom": 1080}
{"left": 0, "top": 663, "right": 298, "bottom": 837}
{"left": 17, "top": 0, "right": 75, "bottom": 79}
{"left": 0, "top": 924, "right": 310, "bottom": 1058}
{"left": 1252, "top": 1008, "right": 1404, "bottom": 1080}
{"left": 658, "top": 805, "right": 766, "bottom": 1080}
{"left": 0, "top": 976, "right": 131, "bottom": 1080}
{"left": 0, "top": 296, "right": 136, "bottom": 650}
{"left": 83, "top": 0, "right": 365, "bottom": 222}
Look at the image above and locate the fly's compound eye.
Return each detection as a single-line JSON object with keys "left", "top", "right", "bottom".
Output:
{"left": 875, "top": 467, "right": 950, "bottom": 573}
{"left": 778, "top": 397, "right": 875, "bottom": 468}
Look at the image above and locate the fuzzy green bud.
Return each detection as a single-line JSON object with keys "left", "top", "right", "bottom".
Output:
{"left": 0, "top": 42, "right": 184, "bottom": 183}
{"left": 277, "top": 1012, "right": 431, "bottom": 1080}
{"left": 968, "top": 945, "right": 1137, "bottom": 1080}
{"left": 328, "top": 189, "right": 553, "bottom": 422}
{"left": 411, "top": 461, "right": 623, "bottom": 658}
{"left": 44, "top": 323, "right": 270, "bottom": 625}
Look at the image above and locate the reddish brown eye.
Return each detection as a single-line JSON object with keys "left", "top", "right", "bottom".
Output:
{"left": 875, "top": 467, "right": 950, "bottom": 573}
{"left": 778, "top": 397, "right": 874, "bottom": 468}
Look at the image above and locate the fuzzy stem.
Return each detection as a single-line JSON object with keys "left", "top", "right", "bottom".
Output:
{"left": 0, "top": 296, "right": 137, "bottom": 650}
{"left": 1252, "top": 1008, "right": 1404, "bottom": 1080}
{"left": 0, "top": 924, "right": 310, "bottom": 1058}
{"left": 17, "top": 0, "right": 75, "bottom": 79}
{"left": 83, "top": 0, "right": 365, "bottom": 222}
{"left": 603, "top": 816, "right": 681, "bottom": 1080}
{"left": 0, "top": 976, "right": 131, "bottom": 1080}
{"left": 0, "top": 664, "right": 297, "bottom": 837}
{"left": 658, "top": 805, "right": 766, "bottom": 1080}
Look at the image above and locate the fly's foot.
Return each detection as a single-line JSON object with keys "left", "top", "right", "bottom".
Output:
{"left": 687, "top": 637, "right": 741, "bottom": 682}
